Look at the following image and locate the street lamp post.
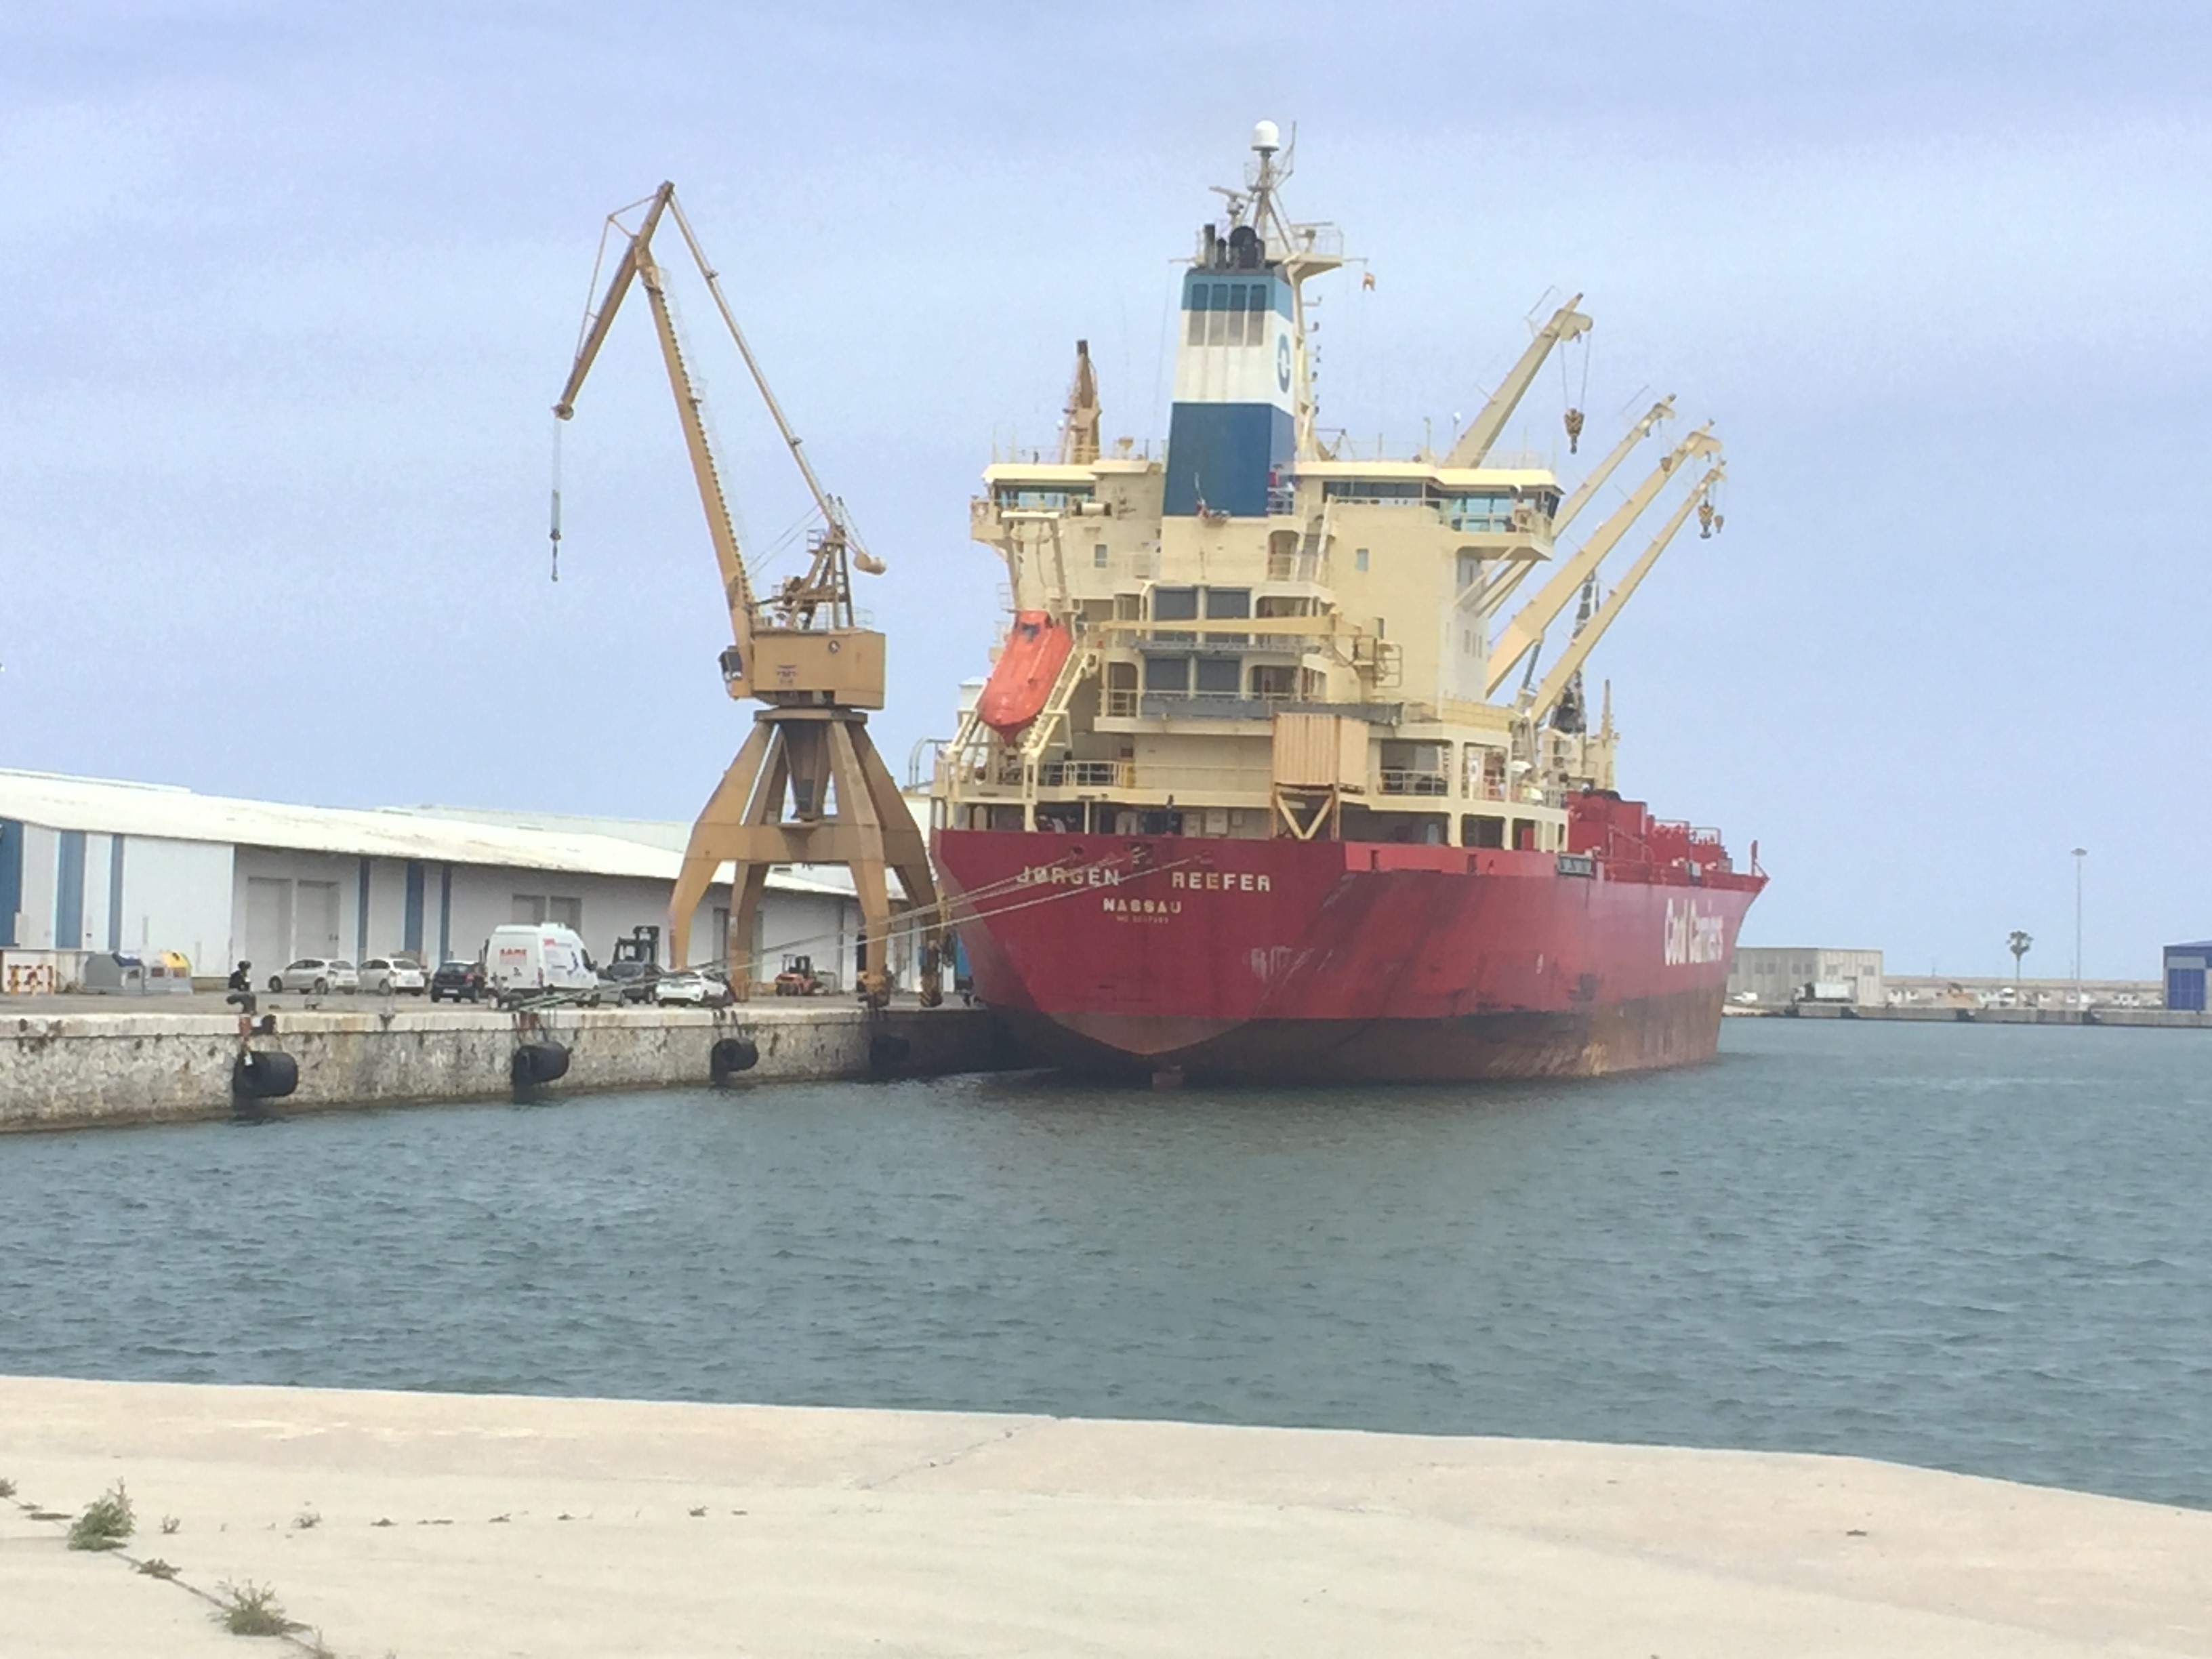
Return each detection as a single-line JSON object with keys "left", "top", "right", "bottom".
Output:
{"left": 2072, "top": 847, "right": 2088, "bottom": 1014}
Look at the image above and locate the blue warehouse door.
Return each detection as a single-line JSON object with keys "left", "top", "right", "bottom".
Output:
{"left": 0, "top": 819, "right": 21, "bottom": 947}
{"left": 2167, "top": 964, "right": 2207, "bottom": 1012}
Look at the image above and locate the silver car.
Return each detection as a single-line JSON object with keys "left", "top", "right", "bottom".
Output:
{"left": 653, "top": 970, "right": 733, "bottom": 1008}
{"left": 359, "top": 956, "right": 428, "bottom": 994}
{"left": 268, "top": 958, "right": 360, "bottom": 994}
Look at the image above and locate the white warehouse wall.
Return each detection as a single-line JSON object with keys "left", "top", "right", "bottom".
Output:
{"left": 117, "top": 836, "right": 234, "bottom": 971}
{"left": 79, "top": 834, "right": 114, "bottom": 953}
{"left": 13, "top": 823, "right": 59, "bottom": 949}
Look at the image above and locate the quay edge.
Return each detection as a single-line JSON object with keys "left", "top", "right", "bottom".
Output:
{"left": 0, "top": 1002, "right": 1017, "bottom": 1132}
{"left": 1, "top": 1374, "right": 2206, "bottom": 1657}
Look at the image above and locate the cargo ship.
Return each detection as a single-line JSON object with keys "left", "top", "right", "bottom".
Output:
{"left": 928, "top": 123, "right": 1762, "bottom": 1081}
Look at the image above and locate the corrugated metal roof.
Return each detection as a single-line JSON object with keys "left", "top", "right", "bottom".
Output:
{"left": 0, "top": 769, "right": 867, "bottom": 895}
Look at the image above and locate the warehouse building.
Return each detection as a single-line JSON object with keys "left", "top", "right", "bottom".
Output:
{"left": 0, "top": 769, "right": 907, "bottom": 991}
{"left": 2163, "top": 941, "right": 2211, "bottom": 1012}
{"left": 1725, "top": 945, "right": 1885, "bottom": 1007}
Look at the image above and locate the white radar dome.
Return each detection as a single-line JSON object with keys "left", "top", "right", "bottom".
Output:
{"left": 1252, "top": 119, "right": 1280, "bottom": 154}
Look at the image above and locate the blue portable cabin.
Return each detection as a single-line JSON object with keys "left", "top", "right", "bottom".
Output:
{"left": 2163, "top": 941, "right": 2212, "bottom": 1011}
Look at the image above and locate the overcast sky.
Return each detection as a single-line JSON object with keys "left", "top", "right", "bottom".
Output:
{"left": 4, "top": 1, "right": 2206, "bottom": 979}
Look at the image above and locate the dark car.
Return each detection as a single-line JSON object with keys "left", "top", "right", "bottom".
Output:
{"left": 428, "top": 960, "right": 487, "bottom": 1004}
{"left": 598, "top": 958, "right": 661, "bottom": 1004}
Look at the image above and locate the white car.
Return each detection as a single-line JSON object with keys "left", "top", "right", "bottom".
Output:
{"left": 654, "top": 970, "right": 733, "bottom": 1008}
{"left": 359, "top": 956, "right": 428, "bottom": 994}
{"left": 269, "top": 958, "right": 359, "bottom": 994}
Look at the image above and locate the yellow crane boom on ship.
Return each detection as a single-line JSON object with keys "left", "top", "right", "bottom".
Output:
{"left": 552, "top": 182, "right": 940, "bottom": 1006}
{"left": 1482, "top": 423, "right": 1723, "bottom": 697}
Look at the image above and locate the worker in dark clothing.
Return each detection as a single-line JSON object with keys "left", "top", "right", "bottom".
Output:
{"left": 226, "top": 960, "right": 252, "bottom": 992}
{"left": 224, "top": 960, "right": 257, "bottom": 1016}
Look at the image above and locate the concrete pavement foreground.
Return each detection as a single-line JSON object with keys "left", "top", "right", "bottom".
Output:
{"left": 2, "top": 1376, "right": 2206, "bottom": 1658}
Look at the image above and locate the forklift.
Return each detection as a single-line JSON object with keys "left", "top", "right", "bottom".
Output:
{"left": 604, "top": 926, "right": 662, "bottom": 1004}
{"left": 774, "top": 954, "right": 825, "bottom": 997}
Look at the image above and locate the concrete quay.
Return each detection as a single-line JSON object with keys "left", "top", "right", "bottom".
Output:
{"left": 1, "top": 1376, "right": 2205, "bottom": 1658}
{"left": 0, "top": 1001, "right": 1013, "bottom": 1132}
{"left": 1739, "top": 1003, "right": 2212, "bottom": 1027}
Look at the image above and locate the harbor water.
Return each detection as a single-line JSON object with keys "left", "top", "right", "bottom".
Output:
{"left": 3, "top": 1019, "right": 2205, "bottom": 1510}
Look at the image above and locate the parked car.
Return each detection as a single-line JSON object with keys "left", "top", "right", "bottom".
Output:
{"left": 268, "top": 958, "right": 358, "bottom": 994}
{"left": 598, "top": 958, "right": 661, "bottom": 1004}
{"left": 485, "top": 923, "right": 600, "bottom": 1006}
{"left": 359, "top": 956, "right": 428, "bottom": 994}
{"left": 654, "top": 970, "right": 733, "bottom": 1008}
{"left": 428, "top": 960, "right": 488, "bottom": 1003}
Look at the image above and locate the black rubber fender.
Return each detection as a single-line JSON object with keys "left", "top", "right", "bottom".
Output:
{"left": 511, "top": 1041, "right": 571, "bottom": 1088}
{"left": 867, "top": 1033, "right": 912, "bottom": 1076}
{"left": 709, "top": 1036, "right": 759, "bottom": 1084}
{"left": 232, "top": 1048, "right": 300, "bottom": 1101}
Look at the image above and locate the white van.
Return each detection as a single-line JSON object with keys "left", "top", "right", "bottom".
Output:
{"left": 484, "top": 924, "right": 600, "bottom": 1004}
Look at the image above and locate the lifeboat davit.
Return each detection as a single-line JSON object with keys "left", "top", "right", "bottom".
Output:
{"left": 978, "top": 611, "right": 1074, "bottom": 739}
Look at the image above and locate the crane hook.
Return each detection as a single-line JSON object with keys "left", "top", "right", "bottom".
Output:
{"left": 1698, "top": 499, "right": 1715, "bottom": 539}
{"left": 1563, "top": 407, "right": 1585, "bottom": 454}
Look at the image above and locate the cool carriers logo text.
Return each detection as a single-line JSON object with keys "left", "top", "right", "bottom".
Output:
{"left": 1663, "top": 899, "right": 1725, "bottom": 967}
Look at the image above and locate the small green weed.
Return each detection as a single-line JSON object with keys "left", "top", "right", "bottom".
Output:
{"left": 0, "top": 1475, "right": 16, "bottom": 1498}
{"left": 136, "top": 1557, "right": 180, "bottom": 1579}
{"left": 67, "top": 1482, "right": 134, "bottom": 1551}
{"left": 211, "top": 1580, "right": 301, "bottom": 1637}
{"left": 160, "top": 1515, "right": 181, "bottom": 1535}
{"left": 291, "top": 1509, "right": 321, "bottom": 1531}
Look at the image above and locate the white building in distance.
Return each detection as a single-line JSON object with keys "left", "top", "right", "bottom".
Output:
{"left": 1725, "top": 945, "right": 1885, "bottom": 1007}
{"left": 0, "top": 769, "right": 911, "bottom": 991}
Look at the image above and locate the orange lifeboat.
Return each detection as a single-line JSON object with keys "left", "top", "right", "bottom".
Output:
{"left": 978, "top": 611, "right": 1073, "bottom": 739}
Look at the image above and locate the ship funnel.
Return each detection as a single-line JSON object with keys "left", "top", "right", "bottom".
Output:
{"left": 1252, "top": 119, "right": 1280, "bottom": 156}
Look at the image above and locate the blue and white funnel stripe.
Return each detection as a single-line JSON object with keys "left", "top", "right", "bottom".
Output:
{"left": 1164, "top": 270, "right": 1296, "bottom": 517}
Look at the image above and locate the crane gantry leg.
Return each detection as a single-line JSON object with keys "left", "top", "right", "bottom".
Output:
{"left": 667, "top": 708, "right": 942, "bottom": 1008}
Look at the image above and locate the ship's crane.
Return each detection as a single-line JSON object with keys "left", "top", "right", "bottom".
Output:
{"left": 1521, "top": 462, "right": 1725, "bottom": 725}
{"left": 1443, "top": 295, "right": 1593, "bottom": 469}
{"left": 552, "top": 182, "right": 939, "bottom": 1006}
{"left": 1482, "top": 424, "right": 1722, "bottom": 697}
{"left": 1552, "top": 396, "right": 1674, "bottom": 534}
{"left": 1458, "top": 395, "right": 1677, "bottom": 621}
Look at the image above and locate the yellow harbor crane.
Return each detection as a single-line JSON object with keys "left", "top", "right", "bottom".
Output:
{"left": 552, "top": 182, "right": 940, "bottom": 1006}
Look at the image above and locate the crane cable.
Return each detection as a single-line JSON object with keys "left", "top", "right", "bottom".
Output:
{"left": 548, "top": 418, "right": 563, "bottom": 582}
{"left": 1559, "top": 331, "right": 1592, "bottom": 455}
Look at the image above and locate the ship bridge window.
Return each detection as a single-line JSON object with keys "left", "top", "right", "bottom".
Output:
{"left": 994, "top": 483, "right": 1093, "bottom": 512}
{"left": 1444, "top": 491, "right": 1513, "bottom": 532}
{"left": 1323, "top": 479, "right": 1430, "bottom": 506}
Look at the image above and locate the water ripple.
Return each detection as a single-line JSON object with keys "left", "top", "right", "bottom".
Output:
{"left": 1, "top": 1019, "right": 2207, "bottom": 1508}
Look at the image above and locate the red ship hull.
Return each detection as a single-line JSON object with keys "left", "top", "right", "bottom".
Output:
{"left": 933, "top": 821, "right": 1764, "bottom": 1082}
